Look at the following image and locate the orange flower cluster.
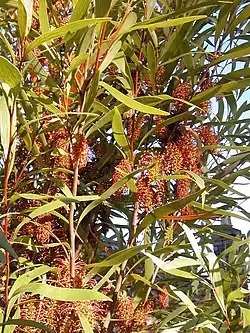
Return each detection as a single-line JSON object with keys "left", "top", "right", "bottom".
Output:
{"left": 154, "top": 116, "right": 169, "bottom": 140}
{"left": 156, "top": 66, "right": 165, "bottom": 86}
{"left": 172, "top": 82, "right": 191, "bottom": 113}
{"left": 198, "top": 124, "right": 219, "bottom": 148}
{"left": 136, "top": 152, "right": 166, "bottom": 211}
{"left": 72, "top": 134, "right": 89, "bottom": 168}
{"left": 175, "top": 179, "right": 194, "bottom": 215}
{"left": 161, "top": 142, "right": 183, "bottom": 174}
{"left": 197, "top": 100, "right": 211, "bottom": 118}
{"left": 127, "top": 115, "right": 146, "bottom": 142}
{"left": 137, "top": 176, "right": 155, "bottom": 212}
{"left": 112, "top": 159, "right": 133, "bottom": 195}
{"left": 158, "top": 286, "right": 169, "bottom": 308}
{"left": 15, "top": 257, "right": 110, "bottom": 333}
{"left": 114, "top": 295, "right": 154, "bottom": 332}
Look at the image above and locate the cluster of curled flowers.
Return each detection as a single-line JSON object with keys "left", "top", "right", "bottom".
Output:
{"left": 113, "top": 294, "right": 155, "bottom": 333}
{"left": 14, "top": 257, "right": 109, "bottom": 333}
{"left": 14, "top": 257, "right": 156, "bottom": 333}
{"left": 112, "top": 122, "right": 218, "bottom": 214}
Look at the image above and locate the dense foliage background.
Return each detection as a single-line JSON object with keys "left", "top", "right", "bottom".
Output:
{"left": 0, "top": 0, "right": 249, "bottom": 332}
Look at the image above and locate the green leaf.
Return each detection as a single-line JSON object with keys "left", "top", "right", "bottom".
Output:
{"left": 95, "top": 0, "right": 112, "bottom": 17}
{"left": 170, "top": 285, "right": 198, "bottom": 316}
{"left": 26, "top": 18, "right": 111, "bottom": 53}
{"left": 184, "top": 170, "right": 206, "bottom": 208}
{"left": 227, "top": 6, "right": 250, "bottom": 35}
{"left": 83, "top": 71, "right": 100, "bottom": 113}
{"left": 242, "top": 306, "right": 250, "bottom": 328}
{"left": 135, "top": 190, "right": 204, "bottom": 237}
{"left": 227, "top": 288, "right": 250, "bottom": 304}
{"left": 0, "top": 229, "right": 18, "bottom": 260}
{"left": 214, "top": 44, "right": 250, "bottom": 64}
{"left": 144, "top": 252, "right": 199, "bottom": 271}
{"left": 99, "top": 41, "right": 122, "bottom": 73}
{"left": 190, "top": 202, "right": 250, "bottom": 222}
{"left": 4, "top": 306, "right": 20, "bottom": 333}
{"left": 78, "top": 314, "right": 94, "bottom": 333}
{"left": 86, "top": 244, "right": 149, "bottom": 268}
{"left": 165, "top": 269, "right": 198, "bottom": 280}
{"left": 13, "top": 283, "right": 111, "bottom": 301}
{"left": 191, "top": 79, "right": 250, "bottom": 105}
{"left": 0, "top": 320, "right": 53, "bottom": 333}
{"left": 138, "top": 112, "right": 189, "bottom": 148}
{"left": 9, "top": 265, "right": 52, "bottom": 299}
{"left": 0, "top": 31, "right": 16, "bottom": 63}
{"left": 70, "top": 0, "right": 91, "bottom": 22}
{"left": 147, "top": 41, "right": 156, "bottom": 90}
{"left": 39, "top": 0, "right": 50, "bottom": 35}
{"left": 67, "top": 54, "right": 88, "bottom": 75}
{"left": 93, "top": 265, "right": 118, "bottom": 290}
{"left": 28, "top": 200, "right": 66, "bottom": 219}
{"left": 0, "top": 56, "right": 22, "bottom": 87}
{"left": 18, "top": 0, "right": 33, "bottom": 39}
{"left": 100, "top": 82, "right": 169, "bottom": 116}
{"left": 0, "top": 93, "right": 10, "bottom": 160}
{"left": 180, "top": 223, "right": 206, "bottom": 268}
{"left": 207, "top": 252, "right": 226, "bottom": 314}
{"left": 112, "top": 107, "right": 131, "bottom": 158}
{"left": 129, "top": 15, "right": 207, "bottom": 31}
{"left": 147, "top": 0, "right": 156, "bottom": 18}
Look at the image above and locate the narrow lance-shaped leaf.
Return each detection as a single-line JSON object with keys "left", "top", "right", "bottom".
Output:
{"left": 99, "top": 41, "right": 122, "bottom": 73}
{"left": 147, "top": 41, "right": 156, "bottom": 90}
{"left": 18, "top": 0, "right": 33, "bottom": 39}
{"left": 39, "top": 0, "right": 50, "bottom": 35}
{"left": 0, "top": 229, "right": 18, "bottom": 260}
{"left": 0, "top": 57, "right": 22, "bottom": 87}
{"left": 128, "top": 15, "right": 207, "bottom": 31}
{"left": 86, "top": 244, "right": 149, "bottom": 268}
{"left": 170, "top": 285, "right": 198, "bottom": 316}
{"left": 0, "top": 320, "right": 53, "bottom": 333}
{"left": 0, "top": 93, "right": 10, "bottom": 160}
{"left": 70, "top": 0, "right": 91, "bottom": 22}
{"left": 143, "top": 252, "right": 199, "bottom": 271}
{"left": 9, "top": 265, "right": 52, "bottom": 299}
{"left": 207, "top": 252, "right": 226, "bottom": 314}
{"left": 13, "top": 283, "right": 111, "bottom": 301}
{"left": 179, "top": 223, "right": 206, "bottom": 268}
{"left": 78, "top": 315, "right": 94, "bottom": 333}
{"left": 112, "top": 107, "right": 131, "bottom": 159}
{"left": 77, "top": 167, "right": 147, "bottom": 229}
{"left": 26, "top": 18, "right": 112, "bottom": 53}
{"left": 100, "top": 82, "right": 169, "bottom": 116}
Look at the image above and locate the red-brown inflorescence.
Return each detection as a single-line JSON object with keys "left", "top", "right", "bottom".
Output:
{"left": 198, "top": 124, "right": 219, "bottom": 150}
{"left": 172, "top": 82, "right": 192, "bottom": 113}
{"left": 175, "top": 179, "right": 194, "bottom": 215}
{"left": 112, "top": 159, "right": 133, "bottom": 196}
{"left": 176, "top": 129, "right": 201, "bottom": 174}
{"left": 34, "top": 214, "right": 54, "bottom": 245}
{"left": 158, "top": 286, "right": 169, "bottom": 309}
{"left": 137, "top": 176, "right": 154, "bottom": 212}
{"left": 154, "top": 116, "right": 169, "bottom": 140}
{"left": 115, "top": 295, "right": 134, "bottom": 332}
{"left": 161, "top": 142, "right": 183, "bottom": 175}
{"left": 132, "top": 300, "right": 154, "bottom": 330}
{"left": 156, "top": 66, "right": 165, "bottom": 86}
{"left": 72, "top": 134, "right": 89, "bottom": 168}
{"left": 197, "top": 100, "right": 211, "bottom": 118}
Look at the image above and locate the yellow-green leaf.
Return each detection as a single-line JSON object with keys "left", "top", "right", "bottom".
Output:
{"left": 100, "top": 82, "right": 169, "bottom": 116}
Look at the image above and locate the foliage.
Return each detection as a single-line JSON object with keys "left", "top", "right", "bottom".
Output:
{"left": 0, "top": 0, "right": 249, "bottom": 332}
